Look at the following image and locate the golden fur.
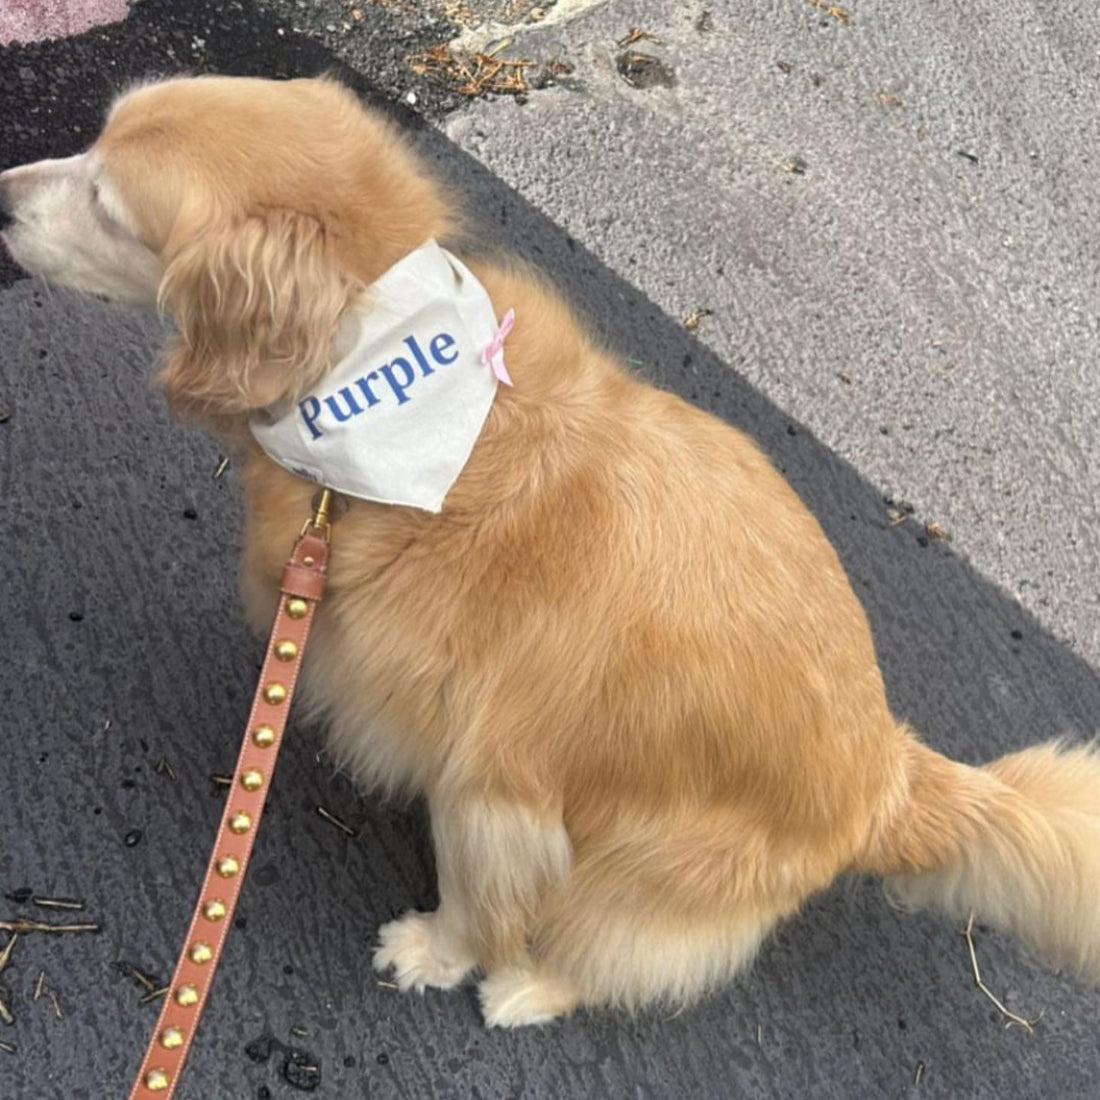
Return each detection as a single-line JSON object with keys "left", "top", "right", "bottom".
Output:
{"left": 4, "top": 75, "right": 1100, "bottom": 1026}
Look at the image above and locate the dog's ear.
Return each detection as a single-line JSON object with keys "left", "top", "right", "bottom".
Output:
{"left": 157, "top": 206, "right": 354, "bottom": 416}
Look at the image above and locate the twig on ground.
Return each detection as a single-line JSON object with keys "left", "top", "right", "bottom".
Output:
{"left": 0, "top": 920, "right": 99, "bottom": 935}
{"left": 32, "top": 897, "right": 84, "bottom": 912}
{"left": 0, "top": 934, "right": 17, "bottom": 976}
{"left": 963, "top": 913, "right": 1042, "bottom": 1033}
{"left": 316, "top": 805, "right": 357, "bottom": 838}
{"left": 117, "top": 962, "right": 159, "bottom": 994}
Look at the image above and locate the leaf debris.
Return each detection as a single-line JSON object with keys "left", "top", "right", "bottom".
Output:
{"left": 683, "top": 308, "right": 714, "bottom": 332}
{"left": 616, "top": 27, "right": 661, "bottom": 49}
{"left": 407, "top": 44, "right": 536, "bottom": 97}
{"left": 805, "top": 0, "right": 850, "bottom": 23}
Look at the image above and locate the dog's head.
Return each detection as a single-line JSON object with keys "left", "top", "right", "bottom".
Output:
{"left": 0, "top": 76, "right": 452, "bottom": 417}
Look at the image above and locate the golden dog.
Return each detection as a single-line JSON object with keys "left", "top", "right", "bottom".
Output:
{"left": 2, "top": 76, "right": 1098, "bottom": 1027}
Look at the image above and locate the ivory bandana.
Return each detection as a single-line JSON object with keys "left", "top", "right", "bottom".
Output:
{"left": 251, "top": 239, "right": 512, "bottom": 513}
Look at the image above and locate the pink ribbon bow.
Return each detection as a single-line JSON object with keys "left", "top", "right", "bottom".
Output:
{"left": 482, "top": 308, "right": 515, "bottom": 387}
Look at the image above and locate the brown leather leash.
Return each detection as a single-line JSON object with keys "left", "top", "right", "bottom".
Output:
{"left": 129, "top": 490, "right": 335, "bottom": 1098}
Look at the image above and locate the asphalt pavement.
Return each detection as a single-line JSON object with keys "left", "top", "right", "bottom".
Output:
{"left": 2, "top": 2, "right": 1100, "bottom": 1098}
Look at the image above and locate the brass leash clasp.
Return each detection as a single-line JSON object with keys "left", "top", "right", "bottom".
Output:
{"left": 302, "top": 488, "right": 335, "bottom": 539}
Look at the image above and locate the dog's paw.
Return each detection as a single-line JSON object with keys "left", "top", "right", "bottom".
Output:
{"left": 478, "top": 966, "right": 578, "bottom": 1028}
{"left": 372, "top": 910, "right": 476, "bottom": 993}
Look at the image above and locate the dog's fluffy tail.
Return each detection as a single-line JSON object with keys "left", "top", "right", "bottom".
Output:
{"left": 857, "top": 729, "right": 1100, "bottom": 980}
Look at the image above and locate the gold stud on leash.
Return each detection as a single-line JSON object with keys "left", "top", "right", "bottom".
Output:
{"left": 144, "top": 1069, "right": 170, "bottom": 1091}
{"left": 189, "top": 943, "right": 213, "bottom": 965}
{"left": 216, "top": 856, "right": 240, "bottom": 878}
{"left": 159, "top": 1028, "right": 184, "bottom": 1050}
{"left": 263, "top": 683, "right": 287, "bottom": 705}
{"left": 202, "top": 900, "right": 227, "bottom": 922}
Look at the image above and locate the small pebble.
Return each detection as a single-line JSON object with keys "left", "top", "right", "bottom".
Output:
{"left": 124, "top": 829, "right": 143, "bottom": 847}
{"left": 245, "top": 1035, "right": 273, "bottom": 1064}
{"left": 283, "top": 1049, "right": 322, "bottom": 1090}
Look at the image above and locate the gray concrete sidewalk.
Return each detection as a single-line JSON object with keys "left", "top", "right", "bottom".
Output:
{"left": 2, "top": 1, "right": 1099, "bottom": 1098}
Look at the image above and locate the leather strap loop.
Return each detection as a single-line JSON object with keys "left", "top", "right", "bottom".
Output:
{"left": 128, "top": 515, "right": 330, "bottom": 1099}
{"left": 280, "top": 562, "right": 327, "bottom": 601}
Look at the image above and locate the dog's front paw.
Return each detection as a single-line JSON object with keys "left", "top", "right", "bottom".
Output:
{"left": 478, "top": 966, "right": 578, "bottom": 1028}
{"left": 373, "top": 910, "right": 476, "bottom": 992}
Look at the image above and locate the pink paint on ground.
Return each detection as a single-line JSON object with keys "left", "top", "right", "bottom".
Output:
{"left": 0, "top": 0, "right": 130, "bottom": 46}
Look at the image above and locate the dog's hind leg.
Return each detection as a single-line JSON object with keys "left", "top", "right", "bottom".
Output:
{"left": 479, "top": 818, "right": 799, "bottom": 1027}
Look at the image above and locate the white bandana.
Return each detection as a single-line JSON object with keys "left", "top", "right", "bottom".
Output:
{"left": 250, "top": 239, "right": 511, "bottom": 513}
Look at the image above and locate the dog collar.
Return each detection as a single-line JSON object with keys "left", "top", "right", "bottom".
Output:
{"left": 250, "top": 240, "right": 513, "bottom": 513}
